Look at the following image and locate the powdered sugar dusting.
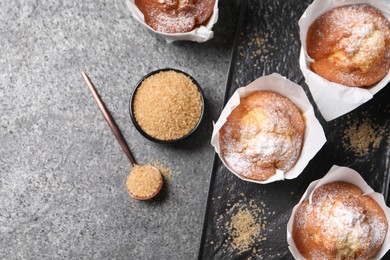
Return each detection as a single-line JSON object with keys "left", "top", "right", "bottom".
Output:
{"left": 154, "top": 11, "right": 195, "bottom": 33}
{"left": 308, "top": 4, "right": 390, "bottom": 87}
{"left": 135, "top": 0, "right": 216, "bottom": 33}
{"left": 219, "top": 91, "right": 305, "bottom": 181}
{"left": 293, "top": 182, "right": 387, "bottom": 259}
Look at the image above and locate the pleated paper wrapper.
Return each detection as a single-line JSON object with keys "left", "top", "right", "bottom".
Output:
{"left": 298, "top": 0, "right": 390, "bottom": 121}
{"left": 211, "top": 73, "right": 326, "bottom": 184}
{"left": 287, "top": 165, "right": 390, "bottom": 259}
{"left": 126, "top": 0, "right": 219, "bottom": 43}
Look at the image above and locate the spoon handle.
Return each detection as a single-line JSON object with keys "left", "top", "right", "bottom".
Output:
{"left": 81, "top": 72, "right": 137, "bottom": 167}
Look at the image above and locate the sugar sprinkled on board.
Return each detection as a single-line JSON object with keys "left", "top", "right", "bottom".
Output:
{"left": 227, "top": 207, "right": 260, "bottom": 253}
{"left": 342, "top": 116, "right": 386, "bottom": 158}
{"left": 207, "top": 194, "right": 277, "bottom": 257}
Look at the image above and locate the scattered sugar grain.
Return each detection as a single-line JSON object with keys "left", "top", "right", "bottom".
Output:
{"left": 342, "top": 117, "right": 386, "bottom": 157}
{"left": 215, "top": 197, "right": 272, "bottom": 256}
{"left": 228, "top": 207, "right": 261, "bottom": 254}
{"left": 152, "top": 161, "right": 171, "bottom": 179}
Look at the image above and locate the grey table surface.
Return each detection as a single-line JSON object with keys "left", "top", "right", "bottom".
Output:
{"left": 0, "top": 0, "right": 240, "bottom": 259}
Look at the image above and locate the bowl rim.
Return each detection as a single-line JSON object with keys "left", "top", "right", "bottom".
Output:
{"left": 129, "top": 68, "right": 205, "bottom": 144}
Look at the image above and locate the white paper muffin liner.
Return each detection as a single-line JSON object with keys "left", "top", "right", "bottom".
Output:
{"left": 211, "top": 73, "right": 326, "bottom": 184}
{"left": 287, "top": 165, "right": 390, "bottom": 259}
{"left": 298, "top": 0, "right": 390, "bottom": 121}
{"left": 126, "top": 0, "right": 219, "bottom": 43}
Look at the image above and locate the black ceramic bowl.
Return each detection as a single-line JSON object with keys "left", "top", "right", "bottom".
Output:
{"left": 129, "top": 68, "right": 205, "bottom": 144}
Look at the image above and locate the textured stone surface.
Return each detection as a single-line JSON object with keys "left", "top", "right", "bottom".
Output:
{"left": 0, "top": 0, "right": 238, "bottom": 259}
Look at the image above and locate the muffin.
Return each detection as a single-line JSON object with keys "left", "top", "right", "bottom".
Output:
{"left": 134, "top": 0, "right": 216, "bottom": 33}
{"left": 293, "top": 182, "right": 388, "bottom": 259}
{"left": 306, "top": 4, "right": 390, "bottom": 88}
{"left": 219, "top": 91, "right": 305, "bottom": 181}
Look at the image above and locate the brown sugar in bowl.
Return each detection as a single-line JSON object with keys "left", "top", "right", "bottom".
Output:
{"left": 130, "top": 68, "right": 204, "bottom": 144}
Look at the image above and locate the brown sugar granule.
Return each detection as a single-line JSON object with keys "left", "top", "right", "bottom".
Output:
{"left": 228, "top": 208, "right": 261, "bottom": 254}
{"left": 342, "top": 118, "right": 386, "bottom": 157}
{"left": 152, "top": 161, "right": 171, "bottom": 179}
{"left": 126, "top": 164, "right": 163, "bottom": 199}
{"left": 217, "top": 198, "right": 271, "bottom": 255}
{"left": 133, "top": 70, "right": 202, "bottom": 141}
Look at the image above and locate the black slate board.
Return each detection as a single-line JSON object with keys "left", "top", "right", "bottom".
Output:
{"left": 198, "top": 0, "right": 390, "bottom": 259}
